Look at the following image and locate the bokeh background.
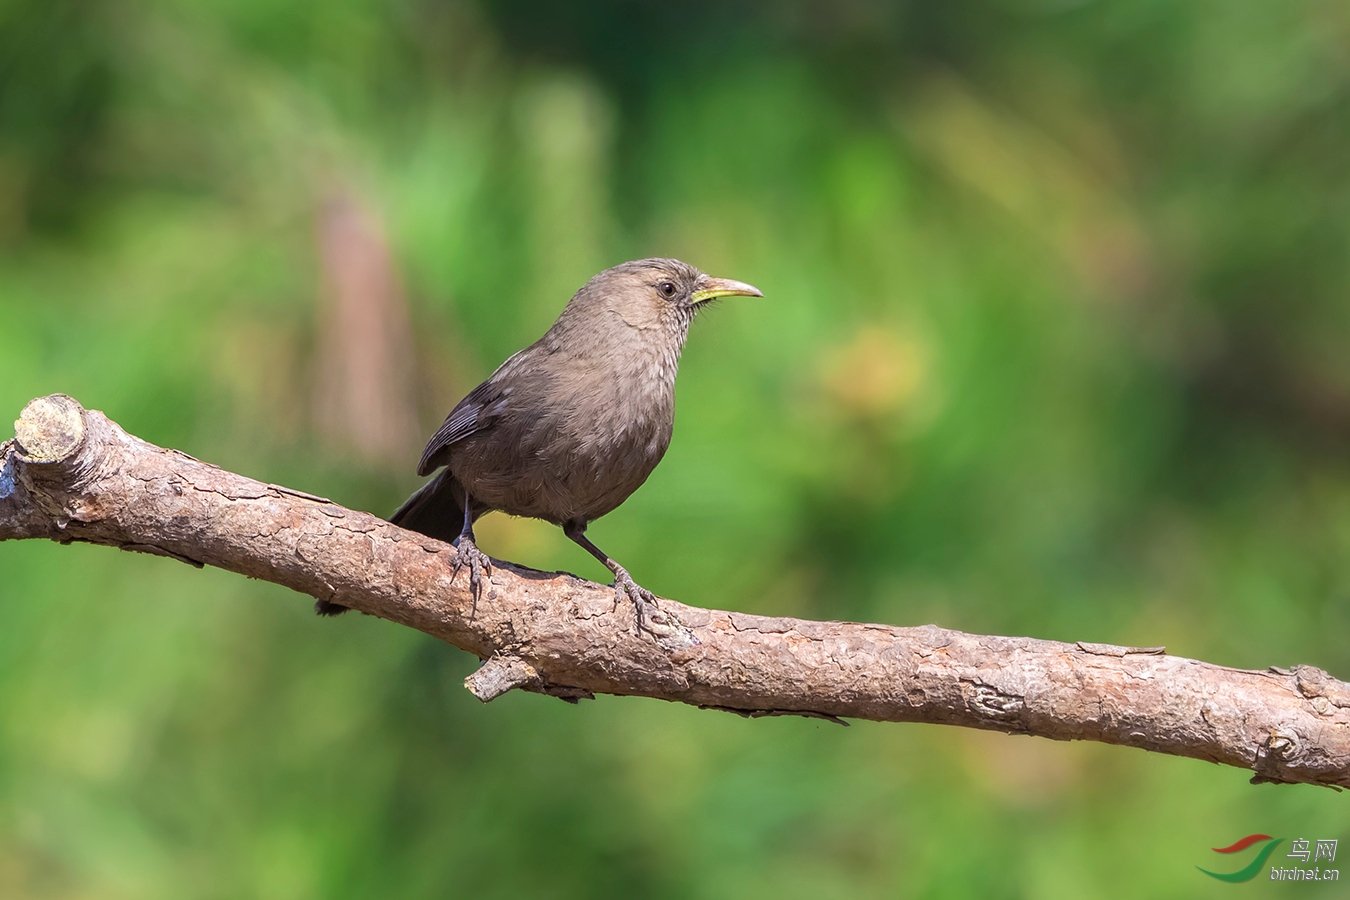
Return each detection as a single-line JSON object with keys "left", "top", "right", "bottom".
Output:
{"left": 3, "top": 1, "right": 1350, "bottom": 897}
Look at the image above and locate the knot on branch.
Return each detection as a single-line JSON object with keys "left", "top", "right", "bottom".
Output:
{"left": 1294, "top": 665, "right": 1350, "bottom": 714}
{"left": 962, "top": 679, "right": 1025, "bottom": 721}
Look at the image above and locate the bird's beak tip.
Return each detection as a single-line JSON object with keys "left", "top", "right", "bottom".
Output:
{"left": 691, "top": 277, "right": 764, "bottom": 303}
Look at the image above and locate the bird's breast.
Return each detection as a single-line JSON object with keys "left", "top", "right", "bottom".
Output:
{"left": 449, "top": 339, "right": 681, "bottom": 525}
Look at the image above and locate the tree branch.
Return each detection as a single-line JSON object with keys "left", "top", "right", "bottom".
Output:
{"left": 3, "top": 394, "right": 1348, "bottom": 788}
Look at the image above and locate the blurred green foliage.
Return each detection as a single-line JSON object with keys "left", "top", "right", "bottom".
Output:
{"left": 3, "top": 1, "right": 1350, "bottom": 897}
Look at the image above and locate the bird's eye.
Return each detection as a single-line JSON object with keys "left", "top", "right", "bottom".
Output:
{"left": 658, "top": 281, "right": 677, "bottom": 298}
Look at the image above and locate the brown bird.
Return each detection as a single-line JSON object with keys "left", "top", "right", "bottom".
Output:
{"left": 367, "top": 258, "right": 761, "bottom": 625}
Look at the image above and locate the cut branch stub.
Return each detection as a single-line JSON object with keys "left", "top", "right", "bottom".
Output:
{"left": 14, "top": 394, "right": 85, "bottom": 463}
{"left": 466, "top": 655, "right": 542, "bottom": 702}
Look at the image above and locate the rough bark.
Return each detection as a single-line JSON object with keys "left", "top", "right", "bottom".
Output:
{"left": 2, "top": 394, "right": 1348, "bottom": 789}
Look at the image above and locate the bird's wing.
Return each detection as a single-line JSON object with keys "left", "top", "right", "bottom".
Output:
{"left": 416, "top": 349, "right": 531, "bottom": 476}
{"left": 416, "top": 381, "right": 505, "bottom": 475}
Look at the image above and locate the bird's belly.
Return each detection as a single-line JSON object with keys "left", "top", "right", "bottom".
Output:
{"left": 448, "top": 414, "right": 671, "bottom": 525}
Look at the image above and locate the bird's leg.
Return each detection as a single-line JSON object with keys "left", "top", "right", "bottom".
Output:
{"left": 562, "top": 520, "right": 670, "bottom": 634}
{"left": 451, "top": 490, "right": 492, "bottom": 611}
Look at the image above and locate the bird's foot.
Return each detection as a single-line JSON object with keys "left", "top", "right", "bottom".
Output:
{"left": 451, "top": 535, "right": 492, "bottom": 610}
{"left": 611, "top": 566, "right": 694, "bottom": 646}
{"left": 611, "top": 566, "right": 657, "bottom": 623}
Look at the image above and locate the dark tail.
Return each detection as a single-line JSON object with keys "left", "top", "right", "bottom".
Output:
{"left": 390, "top": 469, "right": 467, "bottom": 543}
{"left": 315, "top": 471, "right": 467, "bottom": 617}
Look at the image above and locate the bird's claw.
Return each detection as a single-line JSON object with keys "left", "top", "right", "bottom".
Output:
{"left": 611, "top": 567, "right": 678, "bottom": 639}
{"left": 451, "top": 536, "right": 492, "bottom": 611}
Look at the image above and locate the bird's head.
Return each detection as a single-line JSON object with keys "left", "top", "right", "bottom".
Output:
{"left": 564, "top": 258, "right": 763, "bottom": 337}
